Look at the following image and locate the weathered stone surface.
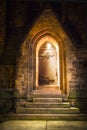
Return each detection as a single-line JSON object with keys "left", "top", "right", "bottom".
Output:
{"left": 0, "top": 3, "right": 87, "bottom": 114}
{"left": 15, "top": 9, "right": 72, "bottom": 98}
{"left": 0, "top": 100, "right": 13, "bottom": 114}
{"left": 0, "top": 65, "right": 15, "bottom": 113}
{"left": 0, "top": 65, "right": 15, "bottom": 89}
{"left": 14, "top": 9, "right": 87, "bottom": 113}
{"left": 0, "top": 0, "right": 6, "bottom": 54}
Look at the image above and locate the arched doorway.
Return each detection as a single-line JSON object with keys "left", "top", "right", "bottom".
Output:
{"left": 39, "top": 41, "right": 58, "bottom": 86}
{"left": 35, "top": 36, "right": 61, "bottom": 92}
{"left": 38, "top": 41, "right": 59, "bottom": 86}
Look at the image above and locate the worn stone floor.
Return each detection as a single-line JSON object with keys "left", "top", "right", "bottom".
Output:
{"left": 0, "top": 120, "right": 87, "bottom": 130}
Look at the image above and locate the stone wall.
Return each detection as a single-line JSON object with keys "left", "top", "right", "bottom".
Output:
{"left": 0, "top": 0, "right": 6, "bottom": 54}
{"left": 64, "top": 3, "right": 86, "bottom": 44}
{"left": 68, "top": 48, "right": 87, "bottom": 98}
{"left": 0, "top": 0, "right": 87, "bottom": 114}
{"left": 67, "top": 48, "right": 87, "bottom": 111}
{"left": 14, "top": 10, "right": 70, "bottom": 98}
{"left": 15, "top": 49, "right": 29, "bottom": 99}
{"left": 0, "top": 65, "right": 15, "bottom": 114}
{"left": 15, "top": 9, "right": 87, "bottom": 112}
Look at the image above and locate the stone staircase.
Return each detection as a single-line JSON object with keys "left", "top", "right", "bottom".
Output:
{"left": 15, "top": 92, "right": 80, "bottom": 120}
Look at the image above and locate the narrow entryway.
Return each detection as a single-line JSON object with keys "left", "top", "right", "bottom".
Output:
{"left": 38, "top": 41, "right": 58, "bottom": 86}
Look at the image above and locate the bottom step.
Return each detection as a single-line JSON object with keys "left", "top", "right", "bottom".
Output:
{"left": 2, "top": 113, "right": 87, "bottom": 121}
{"left": 16, "top": 107, "right": 80, "bottom": 114}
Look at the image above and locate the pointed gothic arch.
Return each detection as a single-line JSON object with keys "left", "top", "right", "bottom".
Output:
{"left": 36, "top": 37, "right": 60, "bottom": 87}
{"left": 29, "top": 30, "right": 66, "bottom": 94}
{"left": 15, "top": 9, "right": 73, "bottom": 100}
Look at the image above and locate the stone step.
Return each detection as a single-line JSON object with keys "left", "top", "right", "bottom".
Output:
{"left": 37, "top": 86, "right": 59, "bottom": 90}
{"left": 7, "top": 113, "right": 87, "bottom": 120}
{"left": 25, "top": 102, "right": 70, "bottom": 108}
{"left": 30, "top": 93, "right": 67, "bottom": 99}
{"left": 33, "top": 90, "right": 61, "bottom": 94}
{"left": 16, "top": 107, "right": 80, "bottom": 114}
{"left": 33, "top": 98, "right": 62, "bottom": 103}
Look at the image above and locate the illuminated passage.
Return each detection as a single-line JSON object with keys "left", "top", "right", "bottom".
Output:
{"left": 38, "top": 42, "right": 58, "bottom": 86}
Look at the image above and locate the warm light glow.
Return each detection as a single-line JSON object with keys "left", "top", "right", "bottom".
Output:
{"left": 36, "top": 36, "right": 60, "bottom": 88}
{"left": 47, "top": 42, "right": 52, "bottom": 49}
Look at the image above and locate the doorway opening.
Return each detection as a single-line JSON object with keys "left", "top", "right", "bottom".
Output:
{"left": 38, "top": 41, "right": 59, "bottom": 86}
{"left": 35, "top": 36, "right": 60, "bottom": 92}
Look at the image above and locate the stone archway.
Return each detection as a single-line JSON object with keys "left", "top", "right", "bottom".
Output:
{"left": 35, "top": 36, "right": 60, "bottom": 93}
{"left": 30, "top": 34, "right": 65, "bottom": 94}
{"left": 15, "top": 9, "right": 71, "bottom": 100}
